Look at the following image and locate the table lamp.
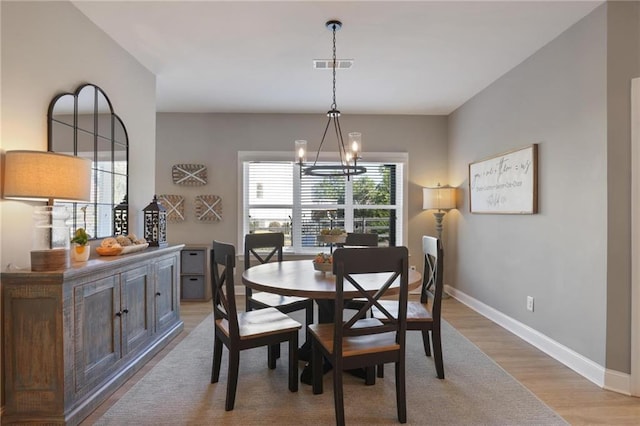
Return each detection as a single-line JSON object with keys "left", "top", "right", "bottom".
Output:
{"left": 3, "top": 150, "right": 92, "bottom": 271}
{"left": 422, "top": 183, "right": 457, "bottom": 240}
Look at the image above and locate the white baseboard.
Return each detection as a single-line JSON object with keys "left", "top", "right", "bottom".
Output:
{"left": 444, "top": 285, "right": 630, "bottom": 395}
{"left": 604, "top": 368, "right": 632, "bottom": 396}
{"left": 235, "top": 282, "right": 633, "bottom": 395}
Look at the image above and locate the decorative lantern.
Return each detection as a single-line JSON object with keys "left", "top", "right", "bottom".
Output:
{"left": 143, "top": 195, "right": 167, "bottom": 247}
{"left": 114, "top": 195, "right": 129, "bottom": 236}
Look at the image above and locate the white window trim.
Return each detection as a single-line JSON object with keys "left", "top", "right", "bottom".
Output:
{"left": 237, "top": 151, "right": 409, "bottom": 255}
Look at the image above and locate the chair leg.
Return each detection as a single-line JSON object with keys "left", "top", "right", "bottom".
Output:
{"left": 225, "top": 349, "right": 240, "bottom": 411}
{"left": 288, "top": 333, "right": 299, "bottom": 392}
{"left": 312, "top": 339, "right": 323, "bottom": 395}
{"left": 245, "top": 292, "right": 252, "bottom": 313}
{"left": 305, "top": 304, "right": 314, "bottom": 342}
{"left": 334, "top": 362, "right": 345, "bottom": 426}
{"left": 377, "top": 363, "right": 384, "bottom": 378}
{"left": 211, "top": 335, "right": 223, "bottom": 383}
{"left": 268, "top": 344, "right": 278, "bottom": 369}
{"left": 432, "top": 326, "right": 445, "bottom": 380}
{"left": 365, "top": 366, "right": 376, "bottom": 385}
{"left": 421, "top": 328, "right": 432, "bottom": 357}
{"left": 395, "top": 360, "right": 407, "bottom": 423}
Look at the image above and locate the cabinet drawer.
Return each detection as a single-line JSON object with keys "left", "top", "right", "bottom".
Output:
{"left": 181, "top": 250, "right": 205, "bottom": 274}
{"left": 181, "top": 276, "right": 205, "bottom": 300}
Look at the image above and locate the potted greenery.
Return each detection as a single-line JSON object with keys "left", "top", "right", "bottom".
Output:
{"left": 71, "top": 227, "right": 91, "bottom": 262}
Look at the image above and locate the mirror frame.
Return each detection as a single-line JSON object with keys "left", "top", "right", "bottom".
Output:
{"left": 48, "top": 83, "right": 129, "bottom": 239}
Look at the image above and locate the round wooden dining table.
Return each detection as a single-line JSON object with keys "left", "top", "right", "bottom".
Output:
{"left": 242, "top": 259, "right": 422, "bottom": 300}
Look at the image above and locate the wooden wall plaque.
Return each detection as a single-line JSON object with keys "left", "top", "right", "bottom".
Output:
{"left": 172, "top": 164, "right": 207, "bottom": 186}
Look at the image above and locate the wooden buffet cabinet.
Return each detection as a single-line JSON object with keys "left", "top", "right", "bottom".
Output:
{"left": 1, "top": 245, "right": 184, "bottom": 425}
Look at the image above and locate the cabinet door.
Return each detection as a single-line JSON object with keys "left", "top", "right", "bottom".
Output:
{"left": 155, "top": 255, "right": 179, "bottom": 333}
{"left": 3, "top": 283, "right": 64, "bottom": 416}
{"left": 74, "top": 275, "right": 121, "bottom": 393}
{"left": 121, "top": 265, "right": 153, "bottom": 355}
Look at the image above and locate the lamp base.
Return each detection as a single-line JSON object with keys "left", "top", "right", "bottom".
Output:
{"left": 31, "top": 249, "right": 70, "bottom": 272}
{"left": 432, "top": 211, "right": 446, "bottom": 240}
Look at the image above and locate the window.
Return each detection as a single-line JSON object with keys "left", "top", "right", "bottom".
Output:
{"left": 240, "top": 152, "right": 406, "bottom": 253}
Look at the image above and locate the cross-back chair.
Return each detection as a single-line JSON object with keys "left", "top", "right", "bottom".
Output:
{"left": 309, "top": 246, "right": 409, "bottom": 425}
{"left": 374, "top": 235, "right": 444, "bottom": 379}
{"left": 210, "top": 240, "right": 301, "bottom": 411}
{"left": 244, "top": 232, "right": 314, "bottom": 345}
{"left": 339, "top": 233, "right": 379, "bottom": 314}
{"left": 338, "top": 232, "right": 379, "bottom": 248}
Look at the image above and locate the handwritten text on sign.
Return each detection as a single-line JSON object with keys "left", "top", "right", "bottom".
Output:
{"left": 469, "top": 144, "right": 538, "bottom": 214}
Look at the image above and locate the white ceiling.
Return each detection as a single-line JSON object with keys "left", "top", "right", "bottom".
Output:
{"left": 73, "top": 0, "right": 602, "bottom": 115}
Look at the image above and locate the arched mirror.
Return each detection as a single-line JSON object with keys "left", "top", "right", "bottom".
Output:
{"left": 48, "top": 83, "right": 129, "bottom": 239}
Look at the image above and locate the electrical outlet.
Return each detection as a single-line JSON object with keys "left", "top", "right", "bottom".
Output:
{"left": 526, "top": 296, "right": 534, "bottom": 312}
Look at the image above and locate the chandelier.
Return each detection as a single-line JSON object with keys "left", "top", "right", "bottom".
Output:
{"left": 295, "top": 20, "right": 366, "bottom": 179}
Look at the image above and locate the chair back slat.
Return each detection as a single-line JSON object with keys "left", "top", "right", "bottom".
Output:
{"left": 211, "top": 241, "right": 239, "bottom": 337}
{"left": 243, "top": 233, "right": 285, "bottom": 309}
{"left": 332, "top": 246, "right": 409, "bottom": 354}
{"left": 342, "top": 272, "right": 400, "bottom": 327}
{"left": 244, "top": 232, "right": 284, "bottom": 269}
{"left": 420, "top": 236, "right": 444, "bottom": 315}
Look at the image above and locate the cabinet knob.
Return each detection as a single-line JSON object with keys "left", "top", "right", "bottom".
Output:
{"left": 123, "top": 309, "right": 129, "bottom": 314}
{"left": 115, "top": 311, "right": 122, "bottom": 317}
{"left": 156, "top": 292, "right": 162, "bottom": 296}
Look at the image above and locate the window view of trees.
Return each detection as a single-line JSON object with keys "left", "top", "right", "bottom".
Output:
{"left": 246, "top": 161, "right": 400, "bottom": 252}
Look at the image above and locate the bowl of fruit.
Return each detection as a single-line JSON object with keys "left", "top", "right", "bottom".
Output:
{"left": 313, "top": 253, "right": 333, "bottom": 273}
{"left": 318, "top": 228, "right": 347, "bottom": 244}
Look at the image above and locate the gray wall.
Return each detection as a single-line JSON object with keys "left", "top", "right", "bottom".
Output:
{"left": 155, "top": 113, "right": 448, "bottom": 262}
{"left": 0, "top": 1, "right": 156, "bottom": 268}
{"left": 448, "top": 3, "right": 639, "bottom": 372}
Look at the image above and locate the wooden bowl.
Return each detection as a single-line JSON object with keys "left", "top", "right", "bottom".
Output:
{"left": 313, "top": 261, "right": 333, "bottom": 273}
{"left": 96, "top": 246, "right": 123, "bottom": 256}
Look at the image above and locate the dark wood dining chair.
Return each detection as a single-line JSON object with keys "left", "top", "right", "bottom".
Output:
{"left": 339, "top": 232, "right": 379, "bottom": 314}
{"left": 339, "top": 232, "right": 379, "bottom": 247}
{"left": 244, "top": 232, "right": 314, "bottom": 344}
{"left": 309, "top": 246, "right": 409, "bottom": 425}
{"left": 374, "top": 235, "right": 444, "bottom": 379}
{"left": 210, "top": 240, "right": 301, "bottom": 411}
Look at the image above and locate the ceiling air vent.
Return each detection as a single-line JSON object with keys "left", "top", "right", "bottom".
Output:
{"left": 313, "top": 59, "right": 354, "bottom": 70}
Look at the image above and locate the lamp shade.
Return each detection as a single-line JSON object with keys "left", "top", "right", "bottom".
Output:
{"left": 3, "top": 150, "right": 91, "bottom": 202}
{"left": 423, "top": 185, "right": 456, "bottom": 211}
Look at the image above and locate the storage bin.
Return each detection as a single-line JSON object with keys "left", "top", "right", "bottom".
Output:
{"left": 181, "top": 250, "right": 205, "bottom": 274}
{"left": 181, "top": 275, "right": 205, "bottom": 299}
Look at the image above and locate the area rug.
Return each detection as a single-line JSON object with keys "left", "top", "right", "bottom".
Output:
{"left": 94, "top": 313, "right": 567, "bottom": 425}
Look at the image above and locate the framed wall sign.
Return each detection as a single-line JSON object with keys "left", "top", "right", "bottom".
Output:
{"left": 469, "top": 144, "right": 538, "bottom": 214}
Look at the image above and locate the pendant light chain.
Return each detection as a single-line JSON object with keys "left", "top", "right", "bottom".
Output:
{"left": 330, "top": 21, "right": 346, "bottom": 169}
{"left": 331, "top": 23, "right": 338, "bottom": 111}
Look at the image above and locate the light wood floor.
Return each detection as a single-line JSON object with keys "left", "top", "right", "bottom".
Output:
{"left": 82, "top": 296, "right": 640, "bottom": 425}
